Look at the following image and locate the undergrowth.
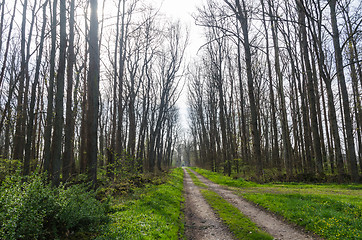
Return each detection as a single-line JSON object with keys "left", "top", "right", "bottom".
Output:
{"left": 96, "top": 168, "right": 184, "bottom": 239}
{"left": 0, "top": 173, "right": 109, "bottom": 240}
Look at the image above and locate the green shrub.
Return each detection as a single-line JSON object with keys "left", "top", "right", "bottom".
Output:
{"left": 0, "top": 173, "right": 109, "bottom": 240}
{"left": 0, "top": 158, "right": 22, "bottom": 184}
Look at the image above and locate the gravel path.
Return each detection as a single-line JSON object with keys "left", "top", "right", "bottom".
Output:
{"left": 183, "top": 168, "right": 235, "bottom": 240}
{"left": 189, "top": 169, "right": 319, "bottom": 240}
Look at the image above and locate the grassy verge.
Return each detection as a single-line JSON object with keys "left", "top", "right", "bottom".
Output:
{"left": 200, "top": 189, "right": 273, "bottom": 240}
{"left": 242, "top": 193, "right": 361, "bottom": 240}
{"left": 191, "top": 167, "right": 257, "bottom": 188}
{"left": 96, "top": 168, "right": 184, "bottom": 240}
{"left": 194, "top": 167, "right": 362, "bottom": 240}
{"left": 186, "top": 168, "right": 207, "bottom": 188}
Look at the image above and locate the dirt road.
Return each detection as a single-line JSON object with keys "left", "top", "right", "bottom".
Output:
{"left": 184, "top": 168, "right": 319, "bottom": 240}
{"left": 184, "top": 168, "right": 235, "bottom": 240}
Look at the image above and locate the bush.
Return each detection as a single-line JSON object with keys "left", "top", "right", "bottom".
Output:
{"left": 0, "top": 158, "right": 22, "bottom": 184}
{"left": 0, "top": 173, "right": 109, "bottom": 240}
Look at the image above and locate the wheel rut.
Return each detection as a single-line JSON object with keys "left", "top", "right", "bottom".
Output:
{"left": 183, "top": 168, "right": 235, "bottom": 240}
{"left": 188, "top": 168, "right": 320, "bottom": 240}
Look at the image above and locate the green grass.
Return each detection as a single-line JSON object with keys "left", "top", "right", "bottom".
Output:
{"left": 187, "top": 168, "right": 272, "bottom": 240}
{"left": 186, "top": 168, "right": 207, "bottom": 188}
{"left": 262, "top": 182, "right": 362, "bottom": 191}
{"left": 96, "top": 168, "right": 184, "bottom": 240}
{"left": 194, "top": 167, "right": 362, "bottom": 240}
{"left": 192, "top": 167, "right": 257, "bottom": 188}
{"left": 241, "top": 193, "right": 361, "bottom": 240}
{"left": 200, "top": 189, "right": 273, "bottom": 240}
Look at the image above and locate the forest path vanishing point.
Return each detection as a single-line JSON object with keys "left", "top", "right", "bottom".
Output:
{"left": 184, "top": 168, "right": 320, "bottom": 240}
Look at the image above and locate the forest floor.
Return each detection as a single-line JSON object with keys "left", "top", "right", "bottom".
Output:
{"left": 95, "top": 167, "right": 360, "bottom": 239}
{"left": 184, "top": 168, "right": 321, "bottom": 240}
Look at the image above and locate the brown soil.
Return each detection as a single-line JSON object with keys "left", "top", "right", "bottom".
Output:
{"left": 183, "top": 168, "right": 235, "bottom": 240}
{"left": 188, "top": 169, "right": 321, "bottom": 240}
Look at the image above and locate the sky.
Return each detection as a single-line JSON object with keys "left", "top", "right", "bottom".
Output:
{"left": 158, "top": 0, "right": 206, "bottom": 131}
{"left": 101, "top": 0, "right": 206, "bottom": 131}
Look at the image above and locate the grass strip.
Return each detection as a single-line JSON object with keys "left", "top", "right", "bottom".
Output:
{"left": 186, "top": 168, "right": 207, "bottom": 188}
{"left": 200, "top": 189, "right": 273, "bottom": 240}
{"left": 96, "top": 168, "right": 184, "bottom": 240}
{"left": 242, "top": 192, "right": 362, "bottom": 240}
{"left": 194, "top": 167, "right": 362, "bottom": 240}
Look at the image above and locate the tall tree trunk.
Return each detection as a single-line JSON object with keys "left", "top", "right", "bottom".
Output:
{"left": 43, "top": 0, "right": 58, "bottom": 174}
{"left": 86, "top": 0, "right": 100, "bottom": 186}
{"left": 108, "top": 0, "right": 122, "bottom": 179}
{"left": 297, "top": 0, "right": 323, "bottom": 176}
{"left": 260, "top": 0, "right": 280, "bottom": 170}
{"left": 236, "top": 31, "right": 249, "bottom": 168}
{"left": 307, "top": 0, "right": 342, "bottom": 179}
{"left": 13, "top": 0, "right": 28, "bottom": 162}
{"left": 0, "top": 0, "right": 17, "bottom": 89}
{"left": 80, "top": 5, "right": 89, "bottom": 174}
{"left": 343, "top": 10, "right": 362, "bottom": 177}
{"left": 63, "top": 0, "right": 75, "bottom": 182}
{"left": 24, "top": 1, "right": 47, "bottom": 176}
{"left": 0, "top": 0, "right": 5, "bottom": 54}
{"left": 224, "top": 0, "right": 262, "bottom": 177}
{"left": 116, "top": 0, "right": 127, "bottom": 156}
{"left": 329, "top": 0, "right": 359, "bottom": 182}
{"left": 51, "top": 0, "right": 66, "bottom": 186}
{"left": 268, "top": 0, "right": 293, "bottom": 177}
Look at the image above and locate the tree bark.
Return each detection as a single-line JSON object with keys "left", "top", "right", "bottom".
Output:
{"left": 24, "top": 1, "right": 47, "bottom": 176}
{"left": 43, "top": 0, "right": 58, "bottom": 175}
{"left": 63, "top": 0, "right": 75, "bottom": 182}
{"left": 329, "top": 0, "right": 359, "bottom": 182}
{"left": 51, "top": 0, "right": 66, "bottom": 186}
{"left": 297, "top": 0, "right": 323, "bottom": 176}
{"left": 224, "top": 0, "right": 263, "bottom": 177}
{"left": 13, "top": 0, "right": 28, "bottom": 162}
{"left": 86, "top": 0, "right": 100, "bottom": 187}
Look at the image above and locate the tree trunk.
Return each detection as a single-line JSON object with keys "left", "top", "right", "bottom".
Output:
{"left": 63, "top": 0, "right": 75, "bottom": 182}
{"left": 261, "top": 0, "right": 280, "bottom": 170}
{"left": 43, "top": 0, "right": 58, "bottom": 175}
{"left": 51, "top": 0, "right": 66, "bottom": 186}
{"left": 0, "top": 0, "right": 17, "bottom": 89}
{"left": 329, "top": 0, "right": 359, "bottom": 182}
{"left": 225, "top": 0, "right": 262, "bottom": 177}
{"left": 269, "top": 0, "right": 293, "bottom": 177}
{"left": 24, "top": 1, "right": 47, "bottom": 176}
{"left": 297, "top": 0, "right": 323, "bottom": 176}
{"left": 13, "top": 0, "right": 28, "bottom": 162}
{"left": 86, "top": 0, "right": 100, "bottom": 187}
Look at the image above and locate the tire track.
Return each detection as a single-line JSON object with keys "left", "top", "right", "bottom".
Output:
{"left": 189, "top": 169, "right": 319, "bottom": 240}
{"left": 183, "top": 168, "right": 235, "bottom": 240}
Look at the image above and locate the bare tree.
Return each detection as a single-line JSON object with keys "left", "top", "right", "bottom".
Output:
{"left": 86, "top": 0, "right": 100, "bottom": 186}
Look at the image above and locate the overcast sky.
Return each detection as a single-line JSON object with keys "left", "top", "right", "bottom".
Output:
{"left": 158, "top": 0, "right": 206, "bottom": 131}
{"left": 101, "top": 0, "right": 205, "bottom": 131}
{"left": 160, "top": 0, "right": 205, "bottom": 54}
